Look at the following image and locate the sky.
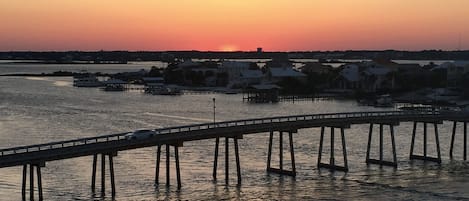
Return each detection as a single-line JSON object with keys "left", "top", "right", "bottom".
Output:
{"left": 1, "top": 0, "right": 468, "bottom": 51}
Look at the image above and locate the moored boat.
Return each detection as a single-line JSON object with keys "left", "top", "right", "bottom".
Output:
{"left": 73, "top": 72, "right": 103, "bottom": 87}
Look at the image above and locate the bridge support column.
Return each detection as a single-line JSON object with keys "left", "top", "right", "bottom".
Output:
{"left": 409, "top": 121, "right": 442, "bottom": 163}
{"left": 266, "top": 130, "right": 297, "bottom": 176}
{"left": 213, "top": 136, "right": 242, "bottom": 185}
{"left": 450, "top": 121, "right": 468, "bottom": 160}
{"left": 317, "top": 126, "right": 349, "bottom": 172}
{"left": 155, "top": 143, "right": 182, "bottom": 189}
{"left": 21, "top": 162, "right": 45, "bottom": 201}
{"left": 366, "top": 123, "right": 398, "bottom": 167}
{"left": 91, "top": 152, "right": 117, "bottom": 196}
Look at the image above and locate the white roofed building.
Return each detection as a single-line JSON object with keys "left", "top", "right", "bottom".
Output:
{"left": 238, "top": 70, "right": 264, "bottom": 87}
{"left": 266, "top": 66, "right": 306, "bottom": 83}
{"left": 335, "top": 63, "right": 395, "bottom": 92}
{"left": 361, "top": 67, "right": 394, "bottom": 92}
{"left": 336, "top": 64, "right": 360, "bottom": 89}
{"left": 220, "top": 61, "right": 251, "bottom": 82}
{"left": 220, "top": 61, "right": 266, "bottom": 88}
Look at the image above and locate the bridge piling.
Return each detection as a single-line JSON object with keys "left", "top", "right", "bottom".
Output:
{"left": 225, "top": 137, "right": 229, "bottom": 185}
{"left": 109, "top": 155, "right": 116, "bottom": 196}
{"left": 36, "top": 164, "right": 43, "bottom": 201}
{"left": 366, "top": 123, "right": 398, "bottom": 167}
{"left": 341, "top": 127, "right": 348, "bottom": 169}
{"left": 267, "top": 132, "right": 273, "bottom": 170}
{"left": 166, "top": 145, "right": 170, "bottom": 187}
{"left": 289, "top": 131, "right": 296, "bottom": 175}
{"left": 175, "top": 146, "right": 182, "bottom": 188}
{"left": 91, "top": 154, "right": 97, "bottom": 192}
{"left": 318, "top": 126, "right": 349, "bottom": 172}
{"left": 22, "top": 165, "right": 26, "bottom": 201}
{"left": 213, "top": 136, "right": 242, "bottom": 185}
{"left": 330, "top": 127, "right": 335, "bottom": 167}
{"left": 90, "top": 152, "right": 117, "bottom": 196}
{"left": 101, "top": 154, "right": 105, "bottom": 194}
{"left": 409, "top": 121, "right": 442, "bottom": 163}
{"left": 266, "top": 130, "right": 297, "bottom": 176}
{"left": 155, "top": 143, "right": 182, "bottom": 189}
{"left": 450, "top": 121, "right": 456, "bottom": 159}
{"left": 21, "top": 162, "right": 45, "bottom": 201}
{"left": 155, "top": 146, "right": 161, "bottom": 185}
{"left": 234, "top": 138, "right": 241, "bottom": 184}
{"left": 449, "top": 121, "right": 468, "bottom": 160}
{"left": 213, "top": 138, "right": 219, "bottom": 180}
{"left": 29, "top": 165, "right": 34, "bottom": 201}
{"left": 317, "top": 127, "right": 325, "bottom": 168}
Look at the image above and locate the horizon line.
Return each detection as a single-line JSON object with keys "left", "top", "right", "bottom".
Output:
{"left": 1, "top": 49, "right": 469, "bottom": 53}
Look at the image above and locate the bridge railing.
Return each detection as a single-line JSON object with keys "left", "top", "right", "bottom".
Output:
{"left": 0, "top": 110, "right": 446, "bottom": 157}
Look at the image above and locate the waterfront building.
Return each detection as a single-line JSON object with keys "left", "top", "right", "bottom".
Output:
{"left": 220, "top": 61, "right": 265, "bottom": 88}
{"left": 300, "top": 62, "right": 333, "bottom": 75}
{"left": 335, "top": 59, "right": 401, "bottom": 92}
{"left": 336, "top": 64, "right": 360, "bottom": 90}
{"left": 440, "top": 61, "right": 469, "bottom": 86}
{"left": 266, "top": 66, "right": 306, "bottom": 83}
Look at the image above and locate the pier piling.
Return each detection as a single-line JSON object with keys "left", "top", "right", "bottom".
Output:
{"left": 366, "top": 123, "right": 398, "bottom": 167}
{"left": 449, "top": 121, "right": 468, "bottom": 160}
{"left": 213, "top": 136, "right": 243, "bottom": 185}
{"left": 90, "top": 152, "right": 117, "bottom": 196}
{"left": 21, "top": 162, "right": 45, "bottom": 201}
{"left": 266, "top": 130, "right": 297, "bottom": 176}
{"left": 409, "top": 121, "right": 442, "bottom": 163}
{"left": 317, "top": 126, "right": 349, "bottom": 172}
{"left": 213, "top": 138, "right": 219, "bottom": 180}
{"left": 155, "top": 146, "right": 161, "bottom": 185}
{"left": 155, "top": 143, "right": 183, "bottom": 189}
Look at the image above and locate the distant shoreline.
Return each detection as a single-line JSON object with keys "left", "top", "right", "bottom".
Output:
{"left": 0, "top": 71, "right": 111, "bottom": 77}
{"left": 0, "top": 73, "right": 73, "bottom": 77}
{"left": 0, "top": 61, "right": 128, "bottom": 65}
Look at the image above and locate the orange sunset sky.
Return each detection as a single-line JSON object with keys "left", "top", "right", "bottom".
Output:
{"left": 1, "top": 0, "right": 468, "bottom": 51}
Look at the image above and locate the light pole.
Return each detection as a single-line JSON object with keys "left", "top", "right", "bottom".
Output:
{"left": 212, "top": 98, "right": 216, "bottom": 124}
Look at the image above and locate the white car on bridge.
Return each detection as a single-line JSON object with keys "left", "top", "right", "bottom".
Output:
{"left": 125, "top": 129, "right": 156, "bottom": 140}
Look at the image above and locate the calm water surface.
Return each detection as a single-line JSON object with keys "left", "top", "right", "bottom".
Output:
{"left": 1, "top": 65, "right": 469, "bottom": 200}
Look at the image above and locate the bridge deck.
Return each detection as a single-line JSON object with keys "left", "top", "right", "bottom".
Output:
{"left": 0, "top": 110, "right": 467, "bottom": 168}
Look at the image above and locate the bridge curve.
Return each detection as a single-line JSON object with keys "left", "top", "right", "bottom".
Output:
{"left": 0, "top": 110, "right": 467, "bottom": 168}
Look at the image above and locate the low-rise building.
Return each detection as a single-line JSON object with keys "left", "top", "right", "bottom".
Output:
{"left": 300, "top": 62, "right": 333, "bottom": 75}
{"left": 440, "top": 61, "right": 469, "bottom": 86}
{"left": 336, "top": 64, "right": 360, "bottom": 89}
{"left": 267, "top": 66, "right": 306, "bottom": 83}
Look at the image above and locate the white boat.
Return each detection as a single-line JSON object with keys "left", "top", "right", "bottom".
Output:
{"left": 148, "top": 86, "right": 181, "bottom": 95}
{"left": 73, "top": 73, "right": 103, "bottom": 87}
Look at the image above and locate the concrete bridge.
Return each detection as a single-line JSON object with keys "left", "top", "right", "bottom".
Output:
{"left": 1, "top": 110, "right": 468, "bottom": 200}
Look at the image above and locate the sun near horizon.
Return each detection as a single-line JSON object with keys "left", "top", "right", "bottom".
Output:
{"left": 1, "top": 0, "right": 469, "bottom": 51}
{"left": 218, "top": 44, "right": 239, "bottom": 52}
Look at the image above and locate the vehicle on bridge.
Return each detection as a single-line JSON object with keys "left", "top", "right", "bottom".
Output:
{"left": 124, "top": 129, "right": 156, "bottom": 140}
